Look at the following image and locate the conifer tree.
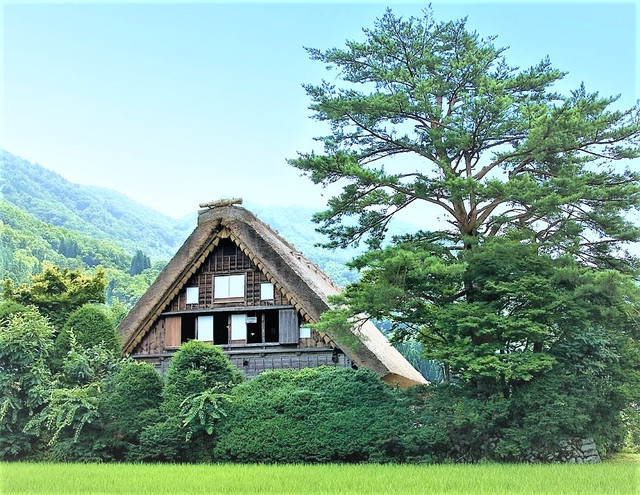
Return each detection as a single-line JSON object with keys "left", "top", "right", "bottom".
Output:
{"left": 290, "top": 8, "right": 640, "bottom": 452}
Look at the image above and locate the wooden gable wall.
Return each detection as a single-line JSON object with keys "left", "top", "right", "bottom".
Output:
{"left": 132, "top": 237, "right": 329, "bottom": 356}
{"left": 166, "top": 238, "right": 291, "bottom": 312}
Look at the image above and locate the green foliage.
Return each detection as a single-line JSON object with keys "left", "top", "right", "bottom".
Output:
{"left": 290, "top": 9, "right": 640, "bottom": 260}
{"left": 0, "top": 201, "right": 131, "bottom": 282}
{"left": 100, "top": 361, "right": 164, "bottom": 461}
{"left": 60, "top": 343, "right": 123, "bottom": 387}
{"left": 129, "top": 250, "right": 151, "bottom": 276}
{"left": 137, "top": 341, "right": 244, "bottom": 463}
{"left": 180, "top": 390, "right": 232, "bottom": 440}
{"left": 0, "top": 150, "right": 194, "bottom": 261}
{"left": 24, "top": 342, "right": 125, "bottom": 462}
{"left": 214, "top": 367, "right": 414, "bottom": 463}
{"left": 3, "top": 263, "right": 107, "bottom": 331}
{"left": 292, "top": 7, "right": 640, "bottom": 458}
{"left": 163, "top": 340, "right": 244, "bottom": 406}
{"left": 1, "top": 200, "right": 166, "bottom": 313}
{"left": 325, "top": 239, "right": 640, "bottom": 459}
{"left": 105, "top": 264, "right": 163, "bottom": 309}
{"left": 55, "top": 304, "right": 121, "bottom": 363}
{"left": 133, "top": 415, "right": 187, "bottom": 463}
{"left": 25, "top": 384, "right": 101, "bottom": 446}
{"left": 0, "top": 300, "right": 29, "bottom": 320}
{"left": 0, "top": 307, "right": 54, "bottom": 459}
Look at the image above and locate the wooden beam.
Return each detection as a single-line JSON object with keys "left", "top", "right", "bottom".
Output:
{"left": 199, "top": 198, "right": 243, "bottom": 209}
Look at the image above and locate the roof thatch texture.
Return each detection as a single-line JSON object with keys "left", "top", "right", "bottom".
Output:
{"left": 118, "top": 205, "right": 427, "bottom": 387}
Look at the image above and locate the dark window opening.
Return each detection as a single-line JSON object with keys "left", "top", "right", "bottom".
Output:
{"left": 264, "top": 310, "right": 279, "bottom": 343}
{"left": 217, "top": 238, "right": 239, "bottom": 256}
{"left": 246, "top": 313, "right": 262, "bottom": 344}
{"left": 182, "top": 315, "right": 196, "bottom": 343}
{"left": 214, "top": 314, "right": 229, "bottom": 345}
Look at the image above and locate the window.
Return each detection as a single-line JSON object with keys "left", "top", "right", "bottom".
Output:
{"left": 231, "top": 314, "right": 247, "bottom": 341}
{"left": 197, "top": 316, "right": 214, "bottom": 341}
{"left": 260, "top": 282, "right": 274, "bottom": 300}
{"left": 300, "top": 325, "right": 312, "bottom": 339}
{"left": 214, "top": 274, "right": 245, "bottom": 299}
{"left": 186, "top": 287, "right": 199, "bottom": 305}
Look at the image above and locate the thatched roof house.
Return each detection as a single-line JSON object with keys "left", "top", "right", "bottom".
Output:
{"left": 118, "top": 201, "right": 426, "bottom": 387}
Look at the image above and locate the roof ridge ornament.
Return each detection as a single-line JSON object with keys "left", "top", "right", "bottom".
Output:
{"left": 199, "top": 198, "right": 243, "bottom": 209}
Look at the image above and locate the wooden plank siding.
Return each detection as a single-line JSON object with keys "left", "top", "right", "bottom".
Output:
{"left": 133, "top": 237, "right": 331, "bottom": 362}
{"left": 279, "top": 309, "right": 299, "bottom": 344}
{"left": 135, "top": 348, "right": 353, "bottom": 377}
{"left": 164, "top": 316, "right": 181, "bottom": 347}
{"left": 167, "top": 239, "right": 289, "bottom": 313}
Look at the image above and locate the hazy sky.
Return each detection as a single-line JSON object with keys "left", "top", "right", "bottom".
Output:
{"left": 2, "top": 0, "right": 638, "bottom": 219}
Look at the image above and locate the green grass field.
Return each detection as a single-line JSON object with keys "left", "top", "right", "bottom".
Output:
{"left": 1, "top": 459, "right": 638, "bottom": 495}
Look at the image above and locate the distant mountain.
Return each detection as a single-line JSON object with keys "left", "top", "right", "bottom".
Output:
{"left": 1, "top": 199, "right": 129, "bottom": 280}
{"left": 0, "top": 150, "right": 194, "bottom": 261}
{"left": 0, "top": 150, "right": 365, "bottom": 286}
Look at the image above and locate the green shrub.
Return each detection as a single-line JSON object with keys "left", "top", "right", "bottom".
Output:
{"left": 100, "top": 361, "right": 163, "bottom": 461}
{"left": 214, "top": 366, "right": 414, "bottom": 463}
{"left": 0, "top": 300, "right": 29, "bottom": 321}
{"left": 137, "top": 341, "right": 244, "bottom": 463}
{"left": 163, "top": 340, "right": 243, "bottom": 405}
{"left": 0, "top": 307, "right": 54, "bottom": 460}
{"left": 55, "top": 304, "right": 121, "bottom": 361}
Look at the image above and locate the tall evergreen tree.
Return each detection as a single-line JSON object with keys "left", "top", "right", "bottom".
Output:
{"left": 290, "top": 9, "right": 640, "bottom": 265}
{"left": 289, "top": 8, "right": 640, "bottom": 454}
{"left": 129, "top": 250, "right": 151, "bottom": 276}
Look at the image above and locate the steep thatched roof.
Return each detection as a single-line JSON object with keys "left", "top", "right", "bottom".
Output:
{"left": 118, "top": 204, "right": 427, "bottom": 387}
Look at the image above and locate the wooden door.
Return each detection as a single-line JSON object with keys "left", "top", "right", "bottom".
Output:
{"left": 279, "top": 309, "right": 298, "bottom": 344}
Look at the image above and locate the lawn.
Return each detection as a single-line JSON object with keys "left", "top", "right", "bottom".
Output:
{"left": 1, "top": 460, "right": 638, "bottom": 495}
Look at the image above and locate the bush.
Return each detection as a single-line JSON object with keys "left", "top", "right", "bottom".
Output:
{"left": 55, "top": 304, "right": 121, "bottom": 361}
{"left": 163, "top": 340, "right": 244, "bottom": 405}
{"left": 214, "top": 366, "right": 415, "bottom": 463}
{"left": 0, "top": 300, "right": 29, "bottom": 321}
{"left": 136, "top": 341, "right": 244, "bottom": 463}
{"left": 0, "top": 307, "right": 54, "bottom": 459}
{"left": 100, "top": 361, "right": 164, "bottom": 461}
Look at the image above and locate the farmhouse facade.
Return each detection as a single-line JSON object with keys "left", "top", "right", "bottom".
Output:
{"left": 117, "top": 201, "right": 426, "bottom": 387}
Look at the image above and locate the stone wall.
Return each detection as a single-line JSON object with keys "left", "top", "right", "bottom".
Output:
{"left": 558, "top": 438, "right": 601, "bottom": 463}
{"left": 526, "top": 437, "right": 601, "bottom": 463}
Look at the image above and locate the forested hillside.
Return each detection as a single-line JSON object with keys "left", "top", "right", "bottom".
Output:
{"left": 0, "top": 150, "right": 193, "bottom": 261}
{"left": 0, "top": 150, "right": 362, "bottom": 296}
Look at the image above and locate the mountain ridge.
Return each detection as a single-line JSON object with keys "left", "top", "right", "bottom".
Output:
{"left": 1, "top": 149, "right": 195, "bottom": 261}
{"left": 0, "top": 149, "right": 362, "bottom": 285}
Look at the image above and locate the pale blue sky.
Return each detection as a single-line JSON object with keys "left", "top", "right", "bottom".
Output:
{"left": 1, "top": 1, "right": 638, "bottom": 218}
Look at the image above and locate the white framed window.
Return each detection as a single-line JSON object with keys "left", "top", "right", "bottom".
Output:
{"left": 260, "top": 282, "right": 274, "bottom": 300}
{"left": 300, "top": 325, "right": 312, "bottom": 339}
{"left": 214, "top": 274, "right": 245, "bottom": 299}
{"left": 197, "top": 316, "right": 213, "bottom": 341}
{"left": 186, "top": 287, "right": 199, "bottom": 305}
{"left": 231, "top": 314, "right": 247, "bottom": 341}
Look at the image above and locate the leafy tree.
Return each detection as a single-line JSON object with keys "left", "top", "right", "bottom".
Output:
{"left": 0, "top": 307, "right": 54, "bottom": 459}
{"left": 2, "top": 262, "right": 107, "bottom": 331}
{"left": 289, "top": 7, "right": 640, "bottom": 456}
{"left": 24, "top": 342, "right": 124, "bottom": 462}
